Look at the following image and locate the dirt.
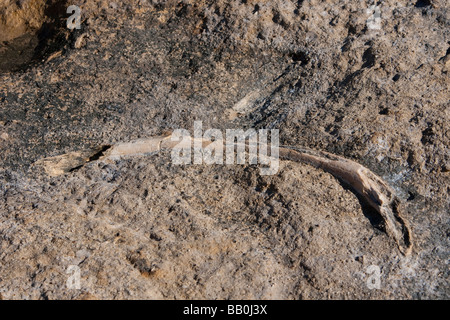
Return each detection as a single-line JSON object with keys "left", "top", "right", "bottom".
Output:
{"left": 0, "top": 0, "right": 448, "bottom": 299}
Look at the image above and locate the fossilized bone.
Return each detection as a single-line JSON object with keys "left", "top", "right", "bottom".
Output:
{"left": 34, "top": 133, "right": 413, "bottom": 255}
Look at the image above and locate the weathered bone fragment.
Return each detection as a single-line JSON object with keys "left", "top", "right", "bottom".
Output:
{"left": 34, "top": 133, "right": 412, "bottom": 255}
{"left": 278, "top": 146, "right": 412, "bottom": 256}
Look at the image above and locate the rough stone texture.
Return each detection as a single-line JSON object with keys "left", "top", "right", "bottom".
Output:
{"left": 0, "top": 0, "right": 448, "bottom": 299}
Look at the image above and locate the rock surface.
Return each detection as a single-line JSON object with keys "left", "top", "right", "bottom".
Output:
{"left": 0, "top": 0, "right": 448, "bottom": 299}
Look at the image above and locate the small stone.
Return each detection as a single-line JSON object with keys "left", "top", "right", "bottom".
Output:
{"left": 443, "top": 55, "right": 450, "bottom": 68}
{"left": 75, "top": 33, "right": 87, "bottom": 49}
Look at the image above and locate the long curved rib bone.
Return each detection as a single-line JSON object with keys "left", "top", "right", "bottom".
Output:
{"left": 278, "top": 146, "right": 412, "bottom": 256}
{"left": 34, "top": 133, "right": 413, "bottom": 255}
